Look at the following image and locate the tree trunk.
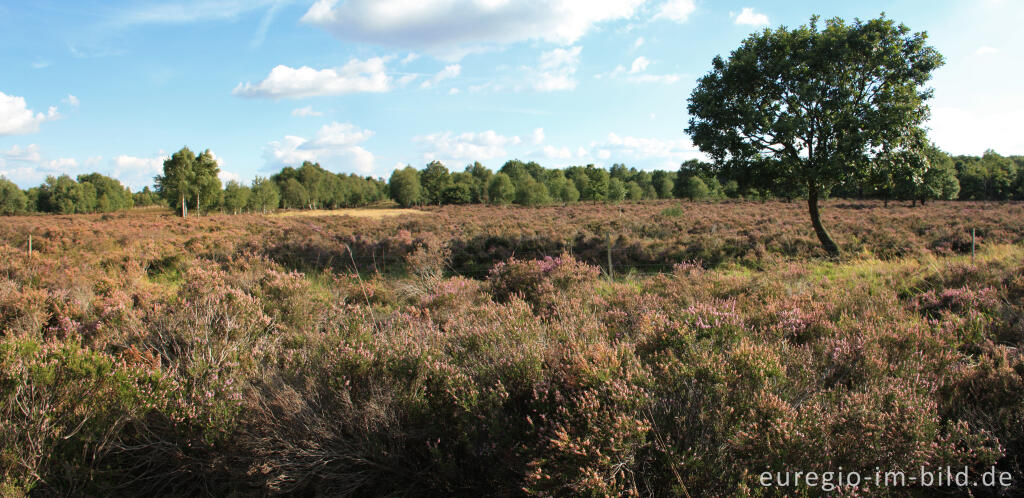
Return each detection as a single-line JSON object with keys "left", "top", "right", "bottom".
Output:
{"left": 181, "top": 194, "right": 187, "bottom": 219}
{"left": 196, "top": 193, "right": 201, "bottom": 217}
{"left": 807, "top": 185, "right": 840, "bottom": 258}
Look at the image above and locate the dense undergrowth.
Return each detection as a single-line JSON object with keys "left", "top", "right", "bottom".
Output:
{"left": 1, "top": 200, "right": 1023, "bottom": 496}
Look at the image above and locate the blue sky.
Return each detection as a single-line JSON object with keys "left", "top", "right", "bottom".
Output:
{"left": 1, "top": 0, "right": 1021, "bottom": 189}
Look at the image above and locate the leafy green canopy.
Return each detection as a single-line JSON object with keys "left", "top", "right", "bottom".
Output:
{"left": 687, "top": 15, "right": 944, "bottom": 254}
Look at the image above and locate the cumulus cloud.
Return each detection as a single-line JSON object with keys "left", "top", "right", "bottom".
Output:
{"left": 265, "top": 122, "right": 376, "bottom": 173}
{"left": 0, "top": 91, "right": 60, "bottom": 135}
{"left": 541, "top": 145, "right": 573, "bottom": 159}
{"left": 233, "top": 58, "right": 392, "bottom": 99}
{"left": 0, "top": 144, "right": 165, "bottom": 189}
{"left": 292, "top": 106, "right": 324, "bottom": 117}
{"left": 0, "top": 144, "right": 85, "bottom": 187}
{"left": 629, "top": 56, "right": 650, "bottom": 74}
{"left": 590, "top": 132, "right": 703, "bottom": 167}
{"left": 630, "top": 73, "right": 680, "bottom": 84}
{"left": 530, "top": 46, "right": 582, "bottom": 92}
{"left": 655, "top": 0, "right": 696, "bottom": 23}
{"left": 421, "top": 64, "right": 461, "bottom": 89}
{"left": 2, "top": 144, "right": 43, "bottom": 163}
{"left": 44, "top": 158, "right": 79, "bottom": 170}
{"left": 219, "top": 170, "right": 242, "bottom": 184}
{"left": 532, "top": 127, "right": 546, "bottom": 145}
{"left": 604, "top": 56, "right": 680, "bottom": 84}
{"left": 733, "top": 7, "right": 769, "bottom": 26}
{"left": 112, "top": 154, "right": 166, "bottom": 188}
{"left": 928, "top": 101, "right": 1024, "bottom": 156}
{"left": 414, "top": 130, "right": 522, "bottom": 162}
{"left": 64, "top": 94, "right": 80, "bottom": 108}
{"left": 300, "top": 0, "right": 645, "bottom": 56}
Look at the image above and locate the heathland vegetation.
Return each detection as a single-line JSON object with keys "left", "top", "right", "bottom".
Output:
{"left": 2, "top": 13, "right": 1024, "bottom": 496}
{"left": 1, "top": 201, "right": 1023, "bottom": 495}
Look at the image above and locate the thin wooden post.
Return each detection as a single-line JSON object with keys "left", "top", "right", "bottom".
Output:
{"left": 971, "top": 228, "right": 976, "bottom": 265}
{"left": 28, "top": 234, "right": 32, "bottom": 257}
{"left": 607, "top": 233, "right": 613, "bottom": 281}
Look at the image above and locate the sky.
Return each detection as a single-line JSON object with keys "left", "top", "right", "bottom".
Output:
{"left": 1, "top": 0, "right": 1022, "bottom": 190}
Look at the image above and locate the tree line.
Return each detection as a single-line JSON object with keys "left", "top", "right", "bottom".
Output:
{"left": 150, "top": 147, "right": 388, "bottom": 218}
{"left": 386, "top": 147, "right": 1024, "bottom": 209}
{"left": 1, "top": 146, "right": 1022, "bottom": 217}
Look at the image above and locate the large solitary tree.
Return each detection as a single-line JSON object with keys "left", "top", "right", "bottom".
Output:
{"left": 687, "top": 15, "right": 944, "bottom": 256}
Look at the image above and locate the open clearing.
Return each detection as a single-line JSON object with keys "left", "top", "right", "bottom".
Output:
{"left": 270, "top": 207, "right": 429, "bottom": 219}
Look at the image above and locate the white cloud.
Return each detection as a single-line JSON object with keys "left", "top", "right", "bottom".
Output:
{"left": 541, "top": 145, "right": 572, "bottom": 159}
{"left": 414, "top": 130, "right": 521, "bottom": 162}
{"left": 590, "top": 132, "right": 703, "bottom": 167}
{"left": 2, "top": 144, "right": 43, "bottom": 163}
{"left": 604, "top": 56, "right": 680, "bottom": 84}
{"left": 0, "top": 145, "right": 164, "bottom": 189}
{"left": 301, "top": 0, "right": 645, "bottom": 56}
{"left": 310, "top": 122, "right": 375, "bottom": 147}
{"left": 633, "top": 37, "right": 644, "bottom": 50}
{"left": 733, "top": 7, "right": 769, "bottom": 26}
{"left": 44, "top": 158, "right": 79, "bottom": 170}
{"left": 265, "top": 122, "right": 376, "bottom": 173}
{"left": 928, "top": 102, "right": 1024, "bottom": 156}
{"left": 631, "top": 73, "right": 680, "bottom": 84}
{"left": 448, "top": 87, "right": 461, "bottom": 95}
{"left": 112, "top": 154, "right": 165, "bottom": 188}
{"left": 629, "top": 56, "right": 650, "bottom": 74}
{"left": 530, "top": 46, "right": 582, "bottom": 92}
{"left": 532, "top": 127, "right": 546, "bottom": 145}
{"left": 976, "top": 46, "right": 998, "bottom": 55}
{"left": 64, "top": 94, "right": 80, "bottom": 108}
{"left": 113, "top": 154, "right": 163, "bottom": 171}
{"left": 421, "top": 64, "right": 461, "bottom": 89}
{"left": 233, "top": 58, "right": 392, "bottom": 99}
{"left": 0, "top": 91, "right": 60, "bottom": 135}
{"left": 219, "top": 170, "right": 242, "bottom": 184}
{"left": 292, "top": 106, "right": 324, "bottom": 117}
{"left": 114, "top": 0, "right": 288, "bottom": 25}
{"left": 401, "top": 53, "right": 420, "bottom": 64}
{"left": 0, "top": 144, "right": 88, "bottom": 187}
{"left": 655, "top": 0, "right": 696, "bottom": 23}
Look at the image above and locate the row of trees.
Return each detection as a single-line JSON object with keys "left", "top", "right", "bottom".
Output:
{"left": 385, "top": 148, "right": 1022, "bottom": 209}
{"left": 388, "top": 160, "right": 709, "bottom": 208}
{"left": 153, "top": 148, "right": 387, "bottom": 217}
{"left": 0, "top": 173, "right": 134, "bottom": 215}
{"left": 1, "top": 147, "right": 1021, "bottom": 217}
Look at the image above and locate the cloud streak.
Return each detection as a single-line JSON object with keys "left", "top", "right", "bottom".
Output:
{"left": 301, "top": 0, "right": 645, "bottom": 56}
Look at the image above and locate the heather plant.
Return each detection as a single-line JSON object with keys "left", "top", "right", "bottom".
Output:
{"left": 487, "top": 255, "right": 601, "bottom": 312}
{"left": 0, "top": 203, "right": 1022, "bottom": 496}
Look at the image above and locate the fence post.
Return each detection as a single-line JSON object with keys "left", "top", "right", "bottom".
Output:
{"left": 28, "top": 234, "right": 32, "bottom": 257}
{"left": 607, "top": 233, "right": 614, "bottom": 281}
